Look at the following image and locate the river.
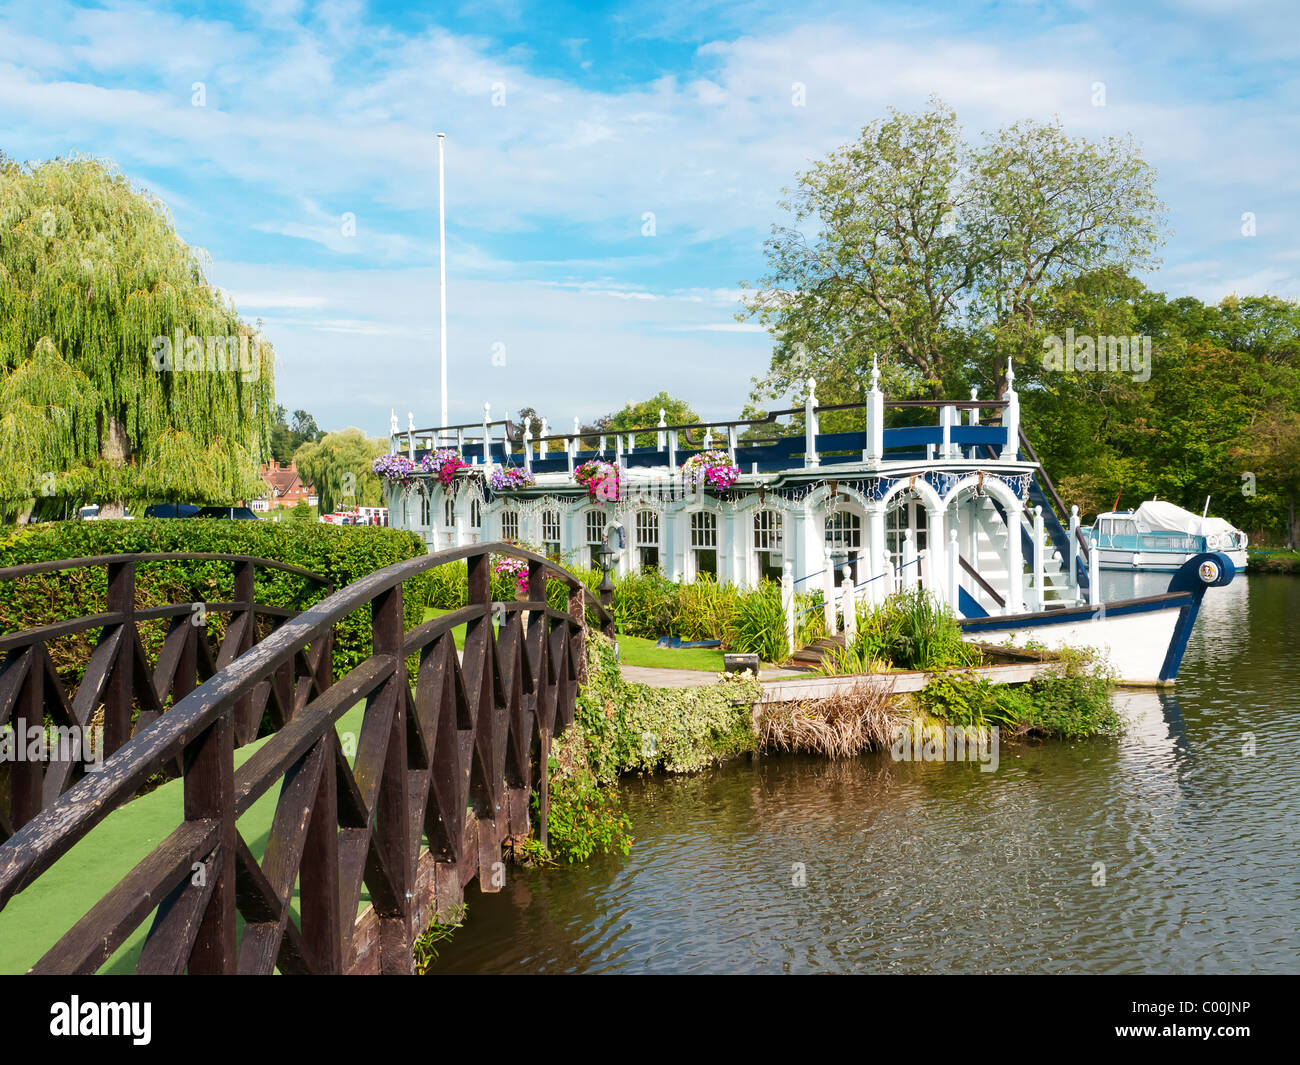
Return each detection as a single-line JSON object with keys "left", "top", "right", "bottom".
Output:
{"left": 430, "top": 571, "right": 1300, "bottom": 974}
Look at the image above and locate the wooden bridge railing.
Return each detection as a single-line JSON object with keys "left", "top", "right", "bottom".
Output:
{"left": 0, "top": 543, "right": 612, "bottom": 974}
{"left": 0, "top": 553, "right": 333, "bottom": 838}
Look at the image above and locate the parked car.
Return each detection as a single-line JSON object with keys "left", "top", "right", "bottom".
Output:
{"left": 193, "top": 506, "right": 258, "bottom": 521}
{"left": 77, "top": 505, "right": 133, "bottom": 520}
{"left": 144, "top": 503, "right": 201, "bottom": 519}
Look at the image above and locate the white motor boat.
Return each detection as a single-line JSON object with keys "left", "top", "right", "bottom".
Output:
{"left": 1084, "top": 500, "right": 1248, "bottom": 572}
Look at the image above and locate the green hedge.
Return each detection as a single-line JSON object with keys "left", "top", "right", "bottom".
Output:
{"left": 0, "top": 519, "right": 434, "bottom": 684}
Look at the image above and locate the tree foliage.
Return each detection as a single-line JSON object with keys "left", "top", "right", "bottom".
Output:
{"left": 293, "top": 428, "right": 386, "bottom": 514}
{"left": 596, "top": 392, "right": 700, "bottom": 447}
{"left": 0, "top": 155, "right": 276, "bottom": 519}
{"left": 740, "top": 99, "right": 1166, "bottom": 403}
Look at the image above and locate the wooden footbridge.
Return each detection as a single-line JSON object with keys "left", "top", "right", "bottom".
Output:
{"left": 0, "top": 546, "right": 612, "bottom": 974}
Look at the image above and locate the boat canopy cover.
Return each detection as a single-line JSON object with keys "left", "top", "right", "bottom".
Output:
{"left": 1133, "top": 500, "right": 1240, "bottom": 538}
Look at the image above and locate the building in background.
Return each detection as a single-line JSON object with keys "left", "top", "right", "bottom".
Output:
{"left": 257, "top": 460, "right": 317, "bottom": 511}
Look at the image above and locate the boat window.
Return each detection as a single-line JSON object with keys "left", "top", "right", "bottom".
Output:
{"left": 1117, "top": 520, "right": 1138, "bottom": 535}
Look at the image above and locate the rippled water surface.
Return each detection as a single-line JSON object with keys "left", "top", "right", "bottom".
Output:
{"left": 431, "top": 572, "right": 1300, "bottom": 974}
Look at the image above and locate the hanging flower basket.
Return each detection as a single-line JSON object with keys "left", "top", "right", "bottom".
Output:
{"left": 372, "top": 452, "right": 415, "bottom": 488}
{"left": 490, "top": 466, "right": 536, "bottom": 491}
{"left": 682, "top": 449, "right": 740, "bottom": 491}
{"left": 575, "top": 459, "right": 620, "bottom": 503}
{"left": 421, "top": 447, "right": 468, "bottom": 486}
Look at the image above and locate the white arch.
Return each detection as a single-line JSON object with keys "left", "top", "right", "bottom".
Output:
{"left": 941, "top": 472, "right": 1024, "bottom": 511}
{"left": 878, "top": 475, "right": 945, "bottom": 513}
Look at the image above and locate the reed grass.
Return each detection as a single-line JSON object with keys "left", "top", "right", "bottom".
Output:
{"left": 757, "top": 680, "right": 904, "bottom": 758}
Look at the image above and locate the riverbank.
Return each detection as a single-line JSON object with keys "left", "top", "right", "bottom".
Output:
{"left": 1248, "top": 547, "right": 1300, "bottom": 574}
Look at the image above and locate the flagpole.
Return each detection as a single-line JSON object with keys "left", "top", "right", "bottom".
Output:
{"left": 437, "top": 131, "right": 448, "bottom": 436}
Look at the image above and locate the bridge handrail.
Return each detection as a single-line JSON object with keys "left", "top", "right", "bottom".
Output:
{"left": 0, "top": 541, "right": 611, "bottom": 973}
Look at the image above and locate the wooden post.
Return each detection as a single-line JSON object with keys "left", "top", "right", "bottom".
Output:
{"left": 902, "top": 529, "right": 918, "bottom": 590}
{"left": 948, "top": 527, "right": 961, "bottom": 614}
{"left": 864, "top": 357, "right": 884, "bottom": 465}
{"left": 1089, "top": 530, "right": 1102, "bottom": 607}
{"left": 781, "top": 559, "right": 795, "bottom": 658}
{"left": 184, "top": 701, "right": 236, "bottom": 974}
{"left": 1032, "top": 505, "right": 1045, "bottom": 611}
{"left": 804, "top": 377, "right": 819, "bottom": 468}
{"left": 371, "top": 583, "right": 412, "bottom": 974}
{"left": 1006, "top": 502, "right": 1025, "bottom": 613}
{"left": 1000, "top": 365, "right": 1019, "bottom": 461}
{"left": 104, "top": 559, "right": 135, "bottom": 756}
{"left": 840, "top": 565, "right": 855, "bottom": 640}
{"left": 1069, "top": 505, "right": 1081, "bottom": 601}
{"left": 822, "top": 547, "right": 836, "bottom": 633}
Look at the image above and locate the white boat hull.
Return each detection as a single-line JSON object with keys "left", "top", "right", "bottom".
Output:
{"left": 958, "top": 552, "right": 1237, "bottom": 686}
{"left": 1096, "top": 547, "right": 1248, "bottom": 572}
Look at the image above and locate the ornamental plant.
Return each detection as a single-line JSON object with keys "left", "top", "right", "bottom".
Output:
{"left": 575, "top": 459, "right": 620, "bottom": 503}
{"left": 372, "top": 452, "right": 415, "bottom": 487}
{"left": 493, "top": 555, "right": 530, "bottom": 593}
{"left": 490, "top": 466, "right": 536, "bottom": 491}
{"left": 421, "top": 447, "right": 467, "bottom": 487}
{"left": 682, "top": 449, "right": 740, "bottom": 491}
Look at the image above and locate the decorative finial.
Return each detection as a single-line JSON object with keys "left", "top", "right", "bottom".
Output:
{"left": 658, "top": 408, "right": 666, "bottom": 425}
{"left": 407, "top": 411, "right": 414, "bottom": 432}
{"left": 484, "top": 402, "right": 491, "bottom": 416}
{"left": 870, "top": 356, "right": 880, "bottom": 390}
{"left": 390, "top": 408, "right": 398, "bottom": 435}
{"left": 970, "top": 387, "right": 979, "bottom": 400}
{"left": 1006, "top": 362, "right": 1016, "bottom": 387}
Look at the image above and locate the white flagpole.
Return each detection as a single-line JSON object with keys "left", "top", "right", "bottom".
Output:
{"left": 437, "top": 131, "right": 448, "bottom": 436}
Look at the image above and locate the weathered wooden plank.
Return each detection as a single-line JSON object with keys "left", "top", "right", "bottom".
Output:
{"left": 29, "top": 820, "right": 218, "bottom": 975}
{"left": 135, "top": 851, "right": 219, "bottom": 976}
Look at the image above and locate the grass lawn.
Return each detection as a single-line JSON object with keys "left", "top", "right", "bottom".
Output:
{"left": 0, "top": 702, "right": 370, "bottom": 975}
{"left": 424, "top": 607, "right": 753, "bottom": 671}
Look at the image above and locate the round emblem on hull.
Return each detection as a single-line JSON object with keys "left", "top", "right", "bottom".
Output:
{"left": 1198, "top": 559, "right": 1221, "bottom": 584}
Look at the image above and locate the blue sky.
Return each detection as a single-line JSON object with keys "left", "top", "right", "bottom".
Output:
{"left": 1, "top": 0, "right": 1297, "bottom": 435}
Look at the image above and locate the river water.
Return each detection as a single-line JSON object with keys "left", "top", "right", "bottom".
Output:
{"left": 431, "top": 572, "right": 1299, "bottom": 974}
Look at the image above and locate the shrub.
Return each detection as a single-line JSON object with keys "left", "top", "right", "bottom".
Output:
{"left": 0, "top": 519, "right": 433, "bottom": 682}
{"left": 822, "top": 588, "right": 981, "bottom": 673}
{"left": 914, "top": 648, "right": 1120, "bottom": 739}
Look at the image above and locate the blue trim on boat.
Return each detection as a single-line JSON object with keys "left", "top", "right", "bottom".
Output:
{"left": 1157, "top": 552, "right": 1236, "bottom": 681}
{"left": 957, "top": 586, "right": 989, "bottom": 618}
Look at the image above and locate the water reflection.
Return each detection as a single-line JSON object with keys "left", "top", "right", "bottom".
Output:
{"left": 431, "top": 575, "right": 1300, "bottom": 974}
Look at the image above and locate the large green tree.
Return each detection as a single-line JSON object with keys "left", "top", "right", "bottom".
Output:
{"left": 596, "top": 392, "right": 699, "bottom": 448}
{"left": 740, "top": 100, "right": 1166, "bottom": 403}
{"left": 0, "top": 154, "right": 275, "bottom": 520}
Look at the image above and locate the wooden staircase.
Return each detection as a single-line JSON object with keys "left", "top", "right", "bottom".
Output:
{"left": 789, "top": 634, "right": 845, "bottom": 669}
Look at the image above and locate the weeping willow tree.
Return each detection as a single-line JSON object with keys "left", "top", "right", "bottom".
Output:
{"left": 293, "top": 429, "right": 387, "bottom": 515}
{"left": 0, "top": 153, "right": 276, "bottom": 521}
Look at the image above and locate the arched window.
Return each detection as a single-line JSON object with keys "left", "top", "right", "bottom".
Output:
{"left": 584, "top": 511, "right": 605, "bottom": 567}
{"left": 886, "top": 492, "right": 929, "bottom": 589}
{"left": 500, "top": 508, "right": 518, "bottom": 542}
{"left": 753, "top": 509, "right": 783, "bottom": 582}
{"left": 634, "top": 510, "right": 660, "bottom": 571}
{"left": 418, "top": 490, "right": 431, "bottom": 527}
{"left": 542, "top": 509, "right": 561, "bottom": 557}
{"left": 690, "top": 510, "right": 717, "bottom": 579}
